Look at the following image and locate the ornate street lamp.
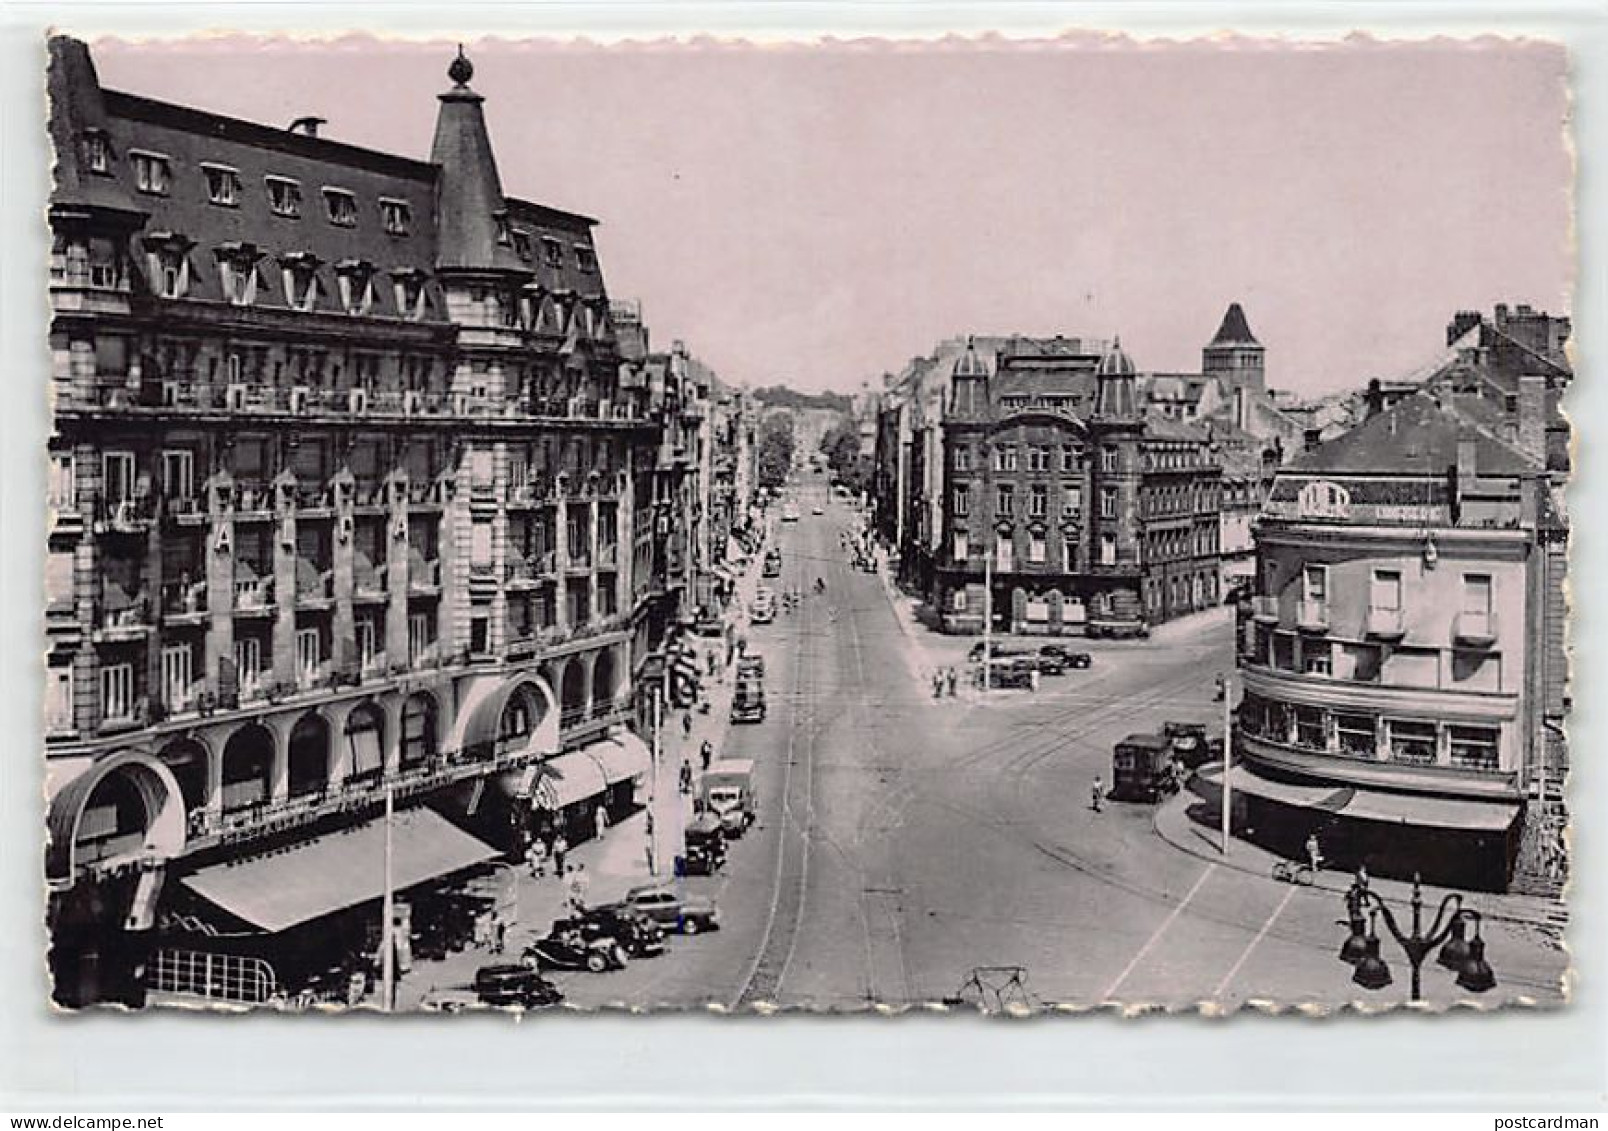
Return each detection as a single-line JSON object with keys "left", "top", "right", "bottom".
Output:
{"left": 1338, "top": 871, "right": 1496, "bottom": 1002}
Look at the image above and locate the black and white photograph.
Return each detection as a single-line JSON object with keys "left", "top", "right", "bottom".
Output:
{"left": 37, "top": 28, "right": 1573, "bottom": 1017}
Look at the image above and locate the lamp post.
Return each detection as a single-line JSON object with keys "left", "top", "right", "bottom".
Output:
{"left": 1338, "top": 871, "right": 1497, "bottom": 1003}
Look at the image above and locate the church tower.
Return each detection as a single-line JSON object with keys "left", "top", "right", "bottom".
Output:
{"left": 1202, "top": 302, "right": 1265, "bottom": 396}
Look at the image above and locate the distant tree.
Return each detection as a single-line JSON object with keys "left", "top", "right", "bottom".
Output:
{"left": 752, "top": 385, "right": 853, "bottom": 414}
{"left": 757, "top": 414, "right": 796, "bottom": 492}
{"left": 820, "top": 416, "right": 871, "bottom": 495}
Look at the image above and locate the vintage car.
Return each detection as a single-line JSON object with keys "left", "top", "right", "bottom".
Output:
{"left": 1038, "top": 644, "right": 1093, "bottom": 669}
{"left": 469, "top": 964, "right": 564, "bottom": 1009}
{"left": 1032, "top": 649, "right": 1066, "bottom": 676}
{"left": 1163, "top": 721, "right": 1216, "bottom": 770}
{"left": 736, "top": 653, "right": 766, "bottom": 680}
{"left": 617, "top": 884, "right": 721, "bottom": 935}
{"left": 569, "top": 907, "right": 667, "bottom": 959}
{"left": 677, "top": 812, "right": 729, "bottom": 876}
{"left": 524, "top": 925, "right": 629, "bottom": 973}
{"left": 984, "top": 657, "right": 1037, "bottom": 690}
{"left": 1110, "top": 733, "right": 1179, "bottom": 803}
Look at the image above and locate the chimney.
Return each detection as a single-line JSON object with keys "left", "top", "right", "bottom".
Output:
{"left": 1303, "top": 428, "right": 1323, "bottom": 452}
{"left": 1518, "top": 373, "right": 1547, "bottom": 458}
{"left": 1234, "top": 385, "right": 1249, "bottom": 431}
{"left": 1365, "top": 378, "right": 1384, "bottom": 418}
{"left": 1447, "top": 310, "right": 1482, "bottom": 346}
{"left": 288, "top": 116, "right": 326, "bottom": 138}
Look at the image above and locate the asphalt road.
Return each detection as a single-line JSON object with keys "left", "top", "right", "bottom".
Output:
{"left": 555, "top": 481, "right": 1567, "bottom": 1012}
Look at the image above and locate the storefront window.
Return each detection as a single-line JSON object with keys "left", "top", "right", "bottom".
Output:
{"left": 1272, "top": 633, "right": 1297, "bottom": 671}
{"left": 1294, "top": 705, "right": 1326, "bottom": 751}
{"left": 1335, "top": 713, "right": 1376, "bottom": 758}
{"left": 1237, "top": 694, "right": 1266, "bottom": 738}
{"left": 1265, "top": 700, "right": 1291, "bottom": 744}
{"left": 1449, "top": 725, "right": 1499, "bottom": 771}
{"left": 1388, "top": 719, "right": 1438, "bottom": 765}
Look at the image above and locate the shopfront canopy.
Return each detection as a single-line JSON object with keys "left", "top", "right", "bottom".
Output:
{"left": 180, "top": 808, "right": 500, "bottom": 933}
{"left": 533, "top": 752, "right": 608, "bottom": 812}
{"left": 1226, "top": 765, "right": 1519, "bottom": 833}
{"left": 583, "top": 732, "right": 653, "bottom": 787}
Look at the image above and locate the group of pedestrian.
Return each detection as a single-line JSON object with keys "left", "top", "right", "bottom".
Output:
{"left": 930, "top": 667, "right": 960, "bottom": 698}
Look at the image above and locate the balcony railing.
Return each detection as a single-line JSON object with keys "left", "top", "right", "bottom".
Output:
{"left": 233, "top": 576, "right": 274, "bottom": 611}
{"left": 1453, "top": 610, "right": 1498, "bottom": 648}
{"left": 295, "top": 567, "right": 334, "bottom": 602}
{"left": 1296, "top": 599, "right": 1329, "bottom": 633}
{"left": 505, "top": 552, "right": 556, "bottom": 584}
{"left": 567, "top": 549, "right": 592, "bottom": 571}
{"left": 163, "top": 494, "right": 206, "bottom": 522}
{"left": 95, "top": 496, "right": 157, "bottom": 534}
{"left": 97, "top": 593, "right": 152, "bottom": 633}
{"left": 1364, "top": 606, "right": 1406, "bottom": 639}
{"left": 352, "top": 567, "right": 387, "bottom": 598}
{"left": 161, "top": 579, "right": 207, "bottom": 617}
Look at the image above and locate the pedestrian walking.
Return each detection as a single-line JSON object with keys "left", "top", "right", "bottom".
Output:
{"left": 594, "top": 803, "right": 609, "bottom": 842}
{"left": 946, "top": 667, "right": 958, "bottom": 697}
{"left": 682, "top": 711, "right": 693, "bottom": 740}
{"left": 492, "top": 916, "right": 507, "bottom": 955}
{"left": 1091, "top": 777, "right": 1105, "bottom": 813}
{"left": 680, "top": 758, "right": 694, "bottom": 794}
{"left": 568, "top": 864, "right": 590, "bottom": 913}
{"left": 700, "top": 739, "right": 714, "bottom": 772}
{"left": 1306, "top": 832, "right": 1324, "bottom": 875}
{"left": 525, "top": 837, "right": 548, "bottom": 880}
{"left": 552, "top": 832, "right": 569, "bottom": 876}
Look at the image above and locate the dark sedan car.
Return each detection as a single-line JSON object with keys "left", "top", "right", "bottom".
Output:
{"left": 570, "top": 907, "right": 667, "bottom": 958}
{"left": 1040, "top": 644, "right": 1093, "bottom": 669}
{"left": 471, "top": 964, "right": 564, "bottom": 1009}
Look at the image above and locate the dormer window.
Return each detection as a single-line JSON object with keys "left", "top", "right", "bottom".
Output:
{"left": 380, "top": 198, "right": 411, "bottom": 236}
{"left": 216, "top": 244, "right": 262, "bottom": 306}
{"left": 82, "top": 130, "right": 110, "bottom": 175}
{"left": 494, "top": 213, "right": 513, "bottom": 246}
{"left": 574, "top": 245, "right": 597, "bottom": 273}
{"left": 391, "top": 269, "right": 428, "bottom": 322}
{"left": 323, "top": 187, "right": 358, "bottom": 227}
{"left": 130, "top": 150, "right": 170, "bottom": 195}
{"left": 266, "top": 176, "right": 302, "bottom": 218}
{"left": 202, "top": 163, "right": 242, "bottom": 207}
{"left": 335, "top": 260, "right": 376, "bottom": 316}
{"left": 280, "top": 252, "right": 322, "bottom": 312}
{"left": 541, "top": 238, "right": 563, "bottom": 268}
{"left": 143, "top": 234, "right": 194, "bottom": 300}
{"left": 512, "top": 230, "right": 533, "bottom": 261}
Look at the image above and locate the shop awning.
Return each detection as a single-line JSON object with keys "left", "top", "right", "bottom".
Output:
{"left": 180, "top": 808, "right": 500, "bottom": 934}
{"left": 1225, "top": 766, "right": 1519, "bottom": 833}
{"left": 496, "top": 761, "right": 542, "bottom": 800}
{"left": 1341, "top": 789, "right": 1519, "bottom": 832}
{"left": 583, "top": 732, "right": 653, "bottom": 786}
{"left": 533, "top": 752, "right": 609, "bottom": 812}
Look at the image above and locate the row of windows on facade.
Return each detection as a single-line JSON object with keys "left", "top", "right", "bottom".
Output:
{"left": 952, "top": 482, "right": 1210, "bottom": 525}
{"left": 953, "top": 530, "right": 1121, "bottom": 568}
{"left": 1237, "top": 692, "right": 1501, "bottom": 771}
{"left": 1147, "top": 570, "right": 1220, "bottom": 610}
{"left": 54, "top": 432, "right": 632, "bottom": 510}
{"left": 953, "top": 443, "right": 1208, "bottom": 474}
{"left": 1286, "top": 563, "right": 1495, "bottom": 625}
{"left": 1247, "top": 627, "right": 1503, "bottom": 694}
{"left": 96, "top": 141, "right": 599, "bottom": 272}
{"left": 48, "top": 576, "right": 624, "bottom": 734}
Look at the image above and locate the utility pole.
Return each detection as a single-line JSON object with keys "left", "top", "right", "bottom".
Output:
{"left": 380, "top": 782, "right": 395, "bottom": 1011}
{"left": 1220, "top": 669, "right": 1233, "bottom": 856}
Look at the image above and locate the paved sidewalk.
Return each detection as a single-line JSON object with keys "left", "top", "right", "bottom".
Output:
{"left": 1152, "top": 767, "right": 1567, "bottom": 933}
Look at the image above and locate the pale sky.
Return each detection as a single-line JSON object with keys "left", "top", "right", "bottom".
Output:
{"left": 88, "top": 34, "right": 1572, "bottom": 397}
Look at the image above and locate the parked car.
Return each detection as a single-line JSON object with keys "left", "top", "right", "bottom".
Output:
{"left": 524, "top": 925, "right": 629, "bottom": 973}
{"left": 1032, "top": 649, "right": 1066, "bottom": 676}
{"left": 677, "top": 812, "right": 729, "bottom": 876}
{"left": 736, "top": 654, "right": 766, "bottom": 680}
{"left": 749, "top": 597, "right": 775, "bottom": 625}
{"left": 616, "top": 883, "right": 721, "bottom": 935}
{"left": 1039, "top": 644, "right": 1093, "bottom": 669}
{"left": 811, "top": 504, "right": 825, "bottom": 516}
{"left": 967, "top": 641, "right": 1028, "bottom": 663}
{"left": 782, "top": 506, "right": 800, "bottom": 523}
{"left": 470, "top": 964, "right": 564, "bottom": 1008}
{"left": 569, "top": 908, "right": 667, "bottom": 959}
{"left": 985, "top": 657, "right": 1036, "bottom": 690}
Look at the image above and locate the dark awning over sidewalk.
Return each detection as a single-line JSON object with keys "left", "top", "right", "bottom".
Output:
{"left": 1226, "top": 765, "right": 1519, "bottom": 834}
{"left": 181, "top": 808, "right": 500, "bottom": 933}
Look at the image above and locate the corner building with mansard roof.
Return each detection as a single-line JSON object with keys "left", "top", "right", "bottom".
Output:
{"left": 43, "top": 39, "right": 702, "bottom": 1006}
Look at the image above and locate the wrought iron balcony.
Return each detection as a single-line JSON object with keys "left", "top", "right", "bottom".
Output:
{"left": 1250, "top": 595, "right": 1279, "bottom": 623}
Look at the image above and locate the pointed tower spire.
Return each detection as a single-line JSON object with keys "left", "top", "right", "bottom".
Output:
{"left": 430, "top": 45, "right": 525, "bottom": 274}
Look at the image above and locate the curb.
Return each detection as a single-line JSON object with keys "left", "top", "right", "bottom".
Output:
{"left": 1150, "top": 787, "right": 1566, "bottom": 932}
